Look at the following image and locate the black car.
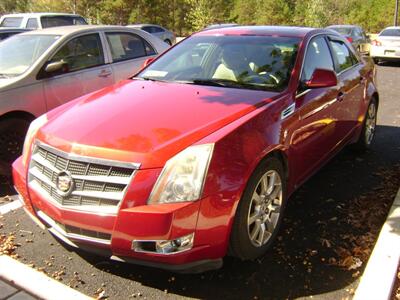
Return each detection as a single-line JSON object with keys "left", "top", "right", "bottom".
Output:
{"left": 327, "top": 25, "right": 370, "bottom": 54}
{"left": 0, "top": 28, "right": 31, "bottom": 41}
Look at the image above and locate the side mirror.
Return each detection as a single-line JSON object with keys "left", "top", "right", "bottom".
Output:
{"left": 45, "top": 60, "right": 68, "bottom": 74}
{"left": 142, "top": 57, "right": 155, "bottom": 69}
{"left": 304, "top": 69, "right": 338, "bottom": 89}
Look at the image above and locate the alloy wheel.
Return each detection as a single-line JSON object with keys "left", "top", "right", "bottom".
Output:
{"left": 247, "top": 170, "right": 282, "bottom": 247}
{"left": 365, "top": 102, "right": 377, "bottom": 145}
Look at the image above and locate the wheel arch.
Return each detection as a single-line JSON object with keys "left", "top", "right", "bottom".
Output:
{"left": 0, "top": 110, "right": 36, "bottom": 123}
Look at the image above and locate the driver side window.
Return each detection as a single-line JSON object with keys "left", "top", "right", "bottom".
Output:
{"left": 301, "top": 36, "right": 334, "bottom": 82}
{"left": 50, "top": 34, "right": 105, "bottom": 73}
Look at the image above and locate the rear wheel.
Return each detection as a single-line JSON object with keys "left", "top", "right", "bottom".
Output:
{"left": 353, "top": 98, "right": 378, "bottom": 151}
{"left": 0, "top": 118, "right": 31, "bottom": 176}
{"left": 164, "top": 39, "right": 172, "bottom": 46}
{"left": 229, "top": 157, "right": 286, "bottom": 260}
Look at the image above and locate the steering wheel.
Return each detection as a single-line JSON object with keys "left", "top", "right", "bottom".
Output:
{"left": 242, "top": 73, "right": 280, "bottom": 85}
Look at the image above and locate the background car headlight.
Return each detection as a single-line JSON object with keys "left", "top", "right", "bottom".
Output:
{"left": 22, "top": 114, "right": 48, "bottom": 166}
{"left": 148, "top": 144, "right": 214, "bottom": 204}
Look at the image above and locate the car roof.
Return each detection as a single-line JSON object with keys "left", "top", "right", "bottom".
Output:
{"left": 327, "top": 25, "right": 360, "bottom": 28}
{"left": 128, "top": 24, "right": 163, "bottom": 28}
{"left": 196, "top": 25, "right": 317, "bottom": 38}
{"left": 0, "top": 13, "right": 83, "bottom": 18}
{"left": 20, "top": 25, "right": 140, "bottom": 36}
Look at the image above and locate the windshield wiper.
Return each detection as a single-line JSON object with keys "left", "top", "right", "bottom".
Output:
{"left": 191, "top": 78, "right": 266, "bottom": 90}
{"left": 0, "top": 74, "right": 15, "bottom": 78}
{"left": 131, "top": 76, "right": 169, "bottom": 83}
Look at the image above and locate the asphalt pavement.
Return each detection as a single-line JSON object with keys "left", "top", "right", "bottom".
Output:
{"left": 0, "top": 63, "right": 400, "bottom": 300}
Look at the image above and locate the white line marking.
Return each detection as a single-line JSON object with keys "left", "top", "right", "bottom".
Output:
{"left": 353, "top": 187, "right": 400, "bottom": 300}
{"left": 0, "top": 255, "right": 92, "bottom": 300}
{"left": 0, "top": 197, "right": 22, "bottom": 215}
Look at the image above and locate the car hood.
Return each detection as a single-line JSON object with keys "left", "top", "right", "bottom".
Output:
{"left": 0, "top": 76, "right": 21, "bottom": 90}
{"left": 37, "top": 79, "right": 278, "bottom": 169}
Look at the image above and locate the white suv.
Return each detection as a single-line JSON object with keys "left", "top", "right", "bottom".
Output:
{"left": 0, "top": 13, "right": 87, "bottom": 30}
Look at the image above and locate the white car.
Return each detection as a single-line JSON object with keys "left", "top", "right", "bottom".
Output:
{"left": 0, "top": 13, "right": 87, "bottom": 30}
{"left": 0, "top": 25, "right": 168, "bottom": 169}
{"left": 370, "top": 26, "right": 400, "bottom": 63}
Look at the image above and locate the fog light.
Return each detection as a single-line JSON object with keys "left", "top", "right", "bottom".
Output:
{"left": 133, "top": 233, "right": 194, "bottom": 254}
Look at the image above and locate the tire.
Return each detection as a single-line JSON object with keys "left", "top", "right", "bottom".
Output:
{"left": 0, "top": 118, "right": 31, "bottom": 175}
{"left": 229, "top": 156, "right": 287, "bottom": 260}
{"left": 353, "top": 98, "right": 378, "bottom": 152}
{"left": 164, "top": 39, "right": 172, "bottom": 46}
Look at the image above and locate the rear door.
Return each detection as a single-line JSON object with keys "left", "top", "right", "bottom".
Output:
{"left": 291, "top": 35, "right": 341, "bottom": 183}
{"left": 327, "top": 37, "right": 364, "bottom": 139}
{"left": 42, "top": 32, "right": 114, "bottom": 111}
{"left": 104, "top": 31, "right": 157, "bottom": 82}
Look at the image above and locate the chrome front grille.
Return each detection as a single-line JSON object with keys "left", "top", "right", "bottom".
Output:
{"left": 28, "top": 142, "right": 140, "bottom": 214}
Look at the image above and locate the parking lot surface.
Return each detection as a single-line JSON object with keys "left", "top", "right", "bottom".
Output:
{"left": 1, "top": 63, "right": 400, "bottom": 300}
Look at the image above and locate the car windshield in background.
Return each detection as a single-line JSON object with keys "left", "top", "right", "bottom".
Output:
{"left": 41, "top": 16, "right": 87, "bottom": 28}
{"left": 380, "top": 28, "right": 400, "bottom": 37}
{"left": 137, "top": 35, "right": 300, "bottom": 92}
{"left": 0, "top": 34, "right": 60, "bottom": 77}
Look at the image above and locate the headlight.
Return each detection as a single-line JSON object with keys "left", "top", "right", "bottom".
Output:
{"left": 22, "top": 114, "right": 48, "bottom": 167}
{"left": 148, "top": 144, "right": 214, "bottom": 204}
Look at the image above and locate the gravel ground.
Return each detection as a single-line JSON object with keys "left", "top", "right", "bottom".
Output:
{"left": 1, "top": 63, "right": 400, "bottom": 300}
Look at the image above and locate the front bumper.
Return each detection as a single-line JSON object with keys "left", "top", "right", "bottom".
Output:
{"left": 12, "top": 156, "right": 233, "bottom": 272}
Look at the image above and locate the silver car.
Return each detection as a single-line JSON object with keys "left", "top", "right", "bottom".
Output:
{"left": 370, "top": 26, "right": 400, "bottom": 64}
{"left": 127, "top": 24, "right": 176, "bottom": 45}
{"left": 0, "top": 25, "right": 168, "bottom": 170}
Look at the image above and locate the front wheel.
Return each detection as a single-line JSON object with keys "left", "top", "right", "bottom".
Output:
{"left": 229, "top": 157, "right": 286, "bottom": 260}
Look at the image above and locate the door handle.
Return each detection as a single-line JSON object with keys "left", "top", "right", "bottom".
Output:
{"left": 337, "top": 92, "right": 345, "bottom": 102}
{"left": 98, "top": 70, "right": 112, "bottom": 78}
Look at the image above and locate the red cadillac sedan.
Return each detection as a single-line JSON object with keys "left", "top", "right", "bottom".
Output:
{"left": 13, "top": 26, "right": 378, "bottom": 272}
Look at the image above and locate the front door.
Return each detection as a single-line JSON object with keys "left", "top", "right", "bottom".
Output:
{"left": 43, "top": 33, "right": 114, "bottom": 111}
{"left": 290, "top": 35, "right": 341, "bottom": 185}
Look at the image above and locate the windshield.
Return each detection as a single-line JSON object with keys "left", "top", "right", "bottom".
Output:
{"left": 41, "top": 16, "right": 87, "bottom": 28}
{"left": 137, "top": 35, "right": 300, "bottom": 92}
{"left": 380, "top": 28, "right": 400, "bottom": 37}
{"left": 0, "top": 34, "right": 60, "bottom": 76}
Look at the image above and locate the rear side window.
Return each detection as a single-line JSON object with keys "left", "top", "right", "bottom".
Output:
{"left": 141, "top": 26, "right": 152, "bottom": 33}
{"left": 152, "top": 26, "right": 164, "bottom": 33}
{"left": 26, "top": 18, "right": 39, "bottom": 29}
{"left": 106, "top": 32, "right": 156, "bottom": 62}
{"left": 0, "top": 17, "right": 23, "bottom": 27}
{"left": 301, "top": 36, "right": 334, "bottom": 81}
{"left": 41, "top": 16, "right": 87, "bottom": 28}
{"left": 328, "top": 40, "right": 358, "bottom": 73}
{"left": 50, "top": 33, "right": 104, "bottom": 73}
